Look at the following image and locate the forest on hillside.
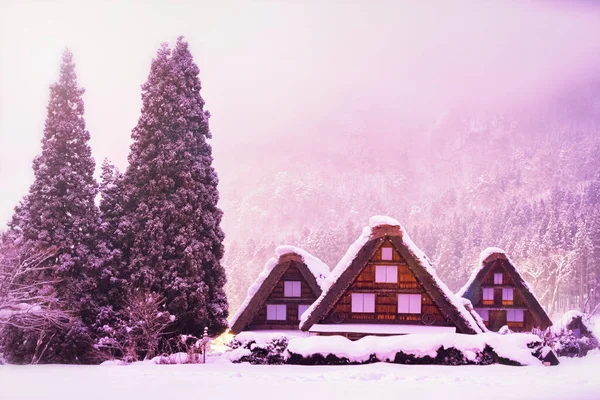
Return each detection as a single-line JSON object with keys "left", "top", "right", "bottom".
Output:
{"left": 221, "top": 83, "right": 600, "bottom": 319}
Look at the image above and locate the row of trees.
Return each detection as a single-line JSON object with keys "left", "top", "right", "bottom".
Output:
{"left": 0, "top": 37, "right": 228, "bottom": 364}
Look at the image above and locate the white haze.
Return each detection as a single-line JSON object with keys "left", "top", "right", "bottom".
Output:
{"left": 1, "top": 0, "right": 599, "bottom": 230}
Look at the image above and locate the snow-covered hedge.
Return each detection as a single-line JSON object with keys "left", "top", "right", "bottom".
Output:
{"left": 228, "top": 332, "right": 291, "bottom": 364}
{"left": 286, "top": 333, "right": 542, "bottom": 366}
{"left": 229, "top": 332, "right": 545, "bottom": 366}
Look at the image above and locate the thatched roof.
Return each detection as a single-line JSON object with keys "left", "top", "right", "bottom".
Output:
{"left": 299, "top": 216, "right": 482, "bottom": 334}
{"left": 457, "top": 248, "right": 552, "bottom": 330}
{"left": 228, "top": 246, "right": 330, "bottom": 334}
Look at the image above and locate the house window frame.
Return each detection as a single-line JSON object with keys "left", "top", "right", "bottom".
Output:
{"left": 506, "top": 309, "right": 524, "bottom": 322}
{"left": 482, "top": 288, "right": 494, "bottom": 305}
{"left": 381, "top": 247, "right": 393, "bottom": 261}
{"left": 284, "top": 281, "right": 301, "bottom": 297}
{"left": 398, "top": 294, "right": 422, "bottom": 314}
{"left": 351, "top": 293, "right": 376, "bottom": 313}
{"left": 375, "top": 265, "right": 398, "bottom": 283}
{"left": 494, "top": 273, "right": 503, "bottom": 285}
{"left": 266, "top": 304, "right": 287, "bottom": 321}
{"left": 502, "top": 287, "right": 514, "bottom": 305}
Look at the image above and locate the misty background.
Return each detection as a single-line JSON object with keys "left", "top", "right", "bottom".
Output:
{"left": 1, "top": 0, "right": 600, "bottom": 317}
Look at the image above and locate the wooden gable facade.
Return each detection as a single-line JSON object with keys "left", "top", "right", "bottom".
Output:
{"left": 229, "top": 251, "right": 327, "bottom": 334}
{"left": 459, "top": 250, "right": 552, "bottom": 332}
{"left": 300, "top": 222, "right": 480, "bottom": 338}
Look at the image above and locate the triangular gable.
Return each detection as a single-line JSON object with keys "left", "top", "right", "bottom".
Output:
{"left": 457, "top": 248, "right": 552, "bottom": 330}
{"left": 300, "top": 216, "right": 482, "bottom": 334}
{"left": 229, "top": 246, "right": 330, "bottom": 334}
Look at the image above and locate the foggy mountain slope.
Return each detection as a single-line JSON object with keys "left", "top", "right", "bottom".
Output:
{"left": 219, "top": 87, "right": 600, "bottom": 316}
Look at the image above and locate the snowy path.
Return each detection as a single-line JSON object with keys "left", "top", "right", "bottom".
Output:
{"left": 1, "top": 354, "right": 599, "bottom": 400}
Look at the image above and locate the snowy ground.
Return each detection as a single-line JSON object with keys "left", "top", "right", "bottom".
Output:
{"left": 1, "top": 352, "right": 599, "bottom": 400}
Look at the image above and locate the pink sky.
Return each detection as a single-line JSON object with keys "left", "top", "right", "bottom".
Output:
{"left": 1, "top": 0, "right": 599, "bottom": 228}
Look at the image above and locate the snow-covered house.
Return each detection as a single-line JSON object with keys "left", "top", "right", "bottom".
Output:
{"left": 457, "top": 248, "right": 552, "bottom": 332}
{"left": 229, "top": 246, "right": 331, "bottom": 334}
{"left": 299, "top": 216, "right": 483, "bottom": 339}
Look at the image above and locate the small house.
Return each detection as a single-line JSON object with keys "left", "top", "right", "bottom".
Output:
{"left": 299, "top": 216, "right": 482, "bottom": 339}
{"left": 229, "top": 246, "right": 330, "bottom": 334}
{"left": 457, "top": 248, "right": 552, "bottom": 332}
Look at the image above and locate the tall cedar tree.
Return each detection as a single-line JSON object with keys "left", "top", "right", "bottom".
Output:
{"left": 95, "top": 160, "right": 128, "bottom": 318}
{"left": 3, "top": 50, "right": 100, "bottom": 363}
{"left": 121, "top": 38, "right": 228, "bottom": 340}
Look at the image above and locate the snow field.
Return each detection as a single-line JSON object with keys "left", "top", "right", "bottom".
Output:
{"left": 1, "top": 352, "right": 599, "bottom": 400}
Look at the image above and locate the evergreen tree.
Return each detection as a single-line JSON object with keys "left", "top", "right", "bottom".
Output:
{"left": 96, "top": 159, "right": 128, "bottom": 316}
{"left": 121, "top": 37, "right": 228, "bottom": 342}
{"left": 3, "top": 49, "right": 100, "bottom": 363}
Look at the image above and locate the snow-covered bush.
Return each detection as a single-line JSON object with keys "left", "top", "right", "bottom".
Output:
{"left": 93, "top": 292, "right": 176, "bottom": 362}
{"left": 544, "top": 310, "right": 600, "bottom": 357}
{"left": 229, "top": 333, "right": 290, "bottom": 364}
{"left": 546, "top": 311, "right": 600, "bottom": 358}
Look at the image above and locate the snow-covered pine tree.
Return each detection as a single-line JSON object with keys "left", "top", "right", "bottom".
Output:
{"left": 96, "top": 159, "right": 128, "bottom": 308}
{"left": 121, "top": 37, "right": 228, "bottom": 343}
{"left": 2, "top": 50, "right": 100, "bottom": 363}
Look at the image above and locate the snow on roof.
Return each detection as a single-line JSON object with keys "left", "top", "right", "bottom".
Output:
{"left": 229, "top": 246, "right": 330, "bottom": 329}
{"left": 309, "top": 324, "right": 457, "bottom": 335}
{"left": 458, "top": 297, "right": 489, "bottom": 332}
{"left": 369, "top": 215, "right": 401, "bottom": 229}
{"left": 540, "top": 346, "right": 553, "bottom": 358}
{"left": 457, "top": 246, "right": 533, "bottom": 299}
{"left": 325, "top": 216, "right": 402, "bottom": 287}
{"left": 275, "top": 245, "right": 331, "bottom": 291}
{"left": 401, "top": 229, "right": 483, "bottom": 334}
{"left": 479, "top": 246, "right": 507, "bottom": 264}
{"left": 299, "top": 219, "right": 379, "bottom": 328}
{"left": 300, "top": 215, "right": 483, "bottom": 334}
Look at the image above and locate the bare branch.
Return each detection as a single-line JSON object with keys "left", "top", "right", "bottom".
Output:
{"left": 0, "top": 245, "right": 70, "bottom": 330}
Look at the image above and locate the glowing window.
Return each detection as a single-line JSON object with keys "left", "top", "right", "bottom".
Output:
{"left": 381, "top": 247, "right": 393, "bottom": 260}
{"left": 506, "top": 309, "right": 524, "bottom": 322}
{"left": 494, "top": 273, "right": 503, "bottom": 285}
{"left": 351, "top": 293, "right": 375, "bottom": 313}
{"left": 398, "top": 294, "right": 422, "bottom": 314}
{"left": 375, "top": 265, "right": 398, "bottom": 283}
{"left": 483, "top": 288, "right": 494, "bottom": 301}
{"left": 284, "top": 281, "right": 301, "bottom": 297}
{"left": 266, "top": 304, "right": 286, "bottom": 321}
